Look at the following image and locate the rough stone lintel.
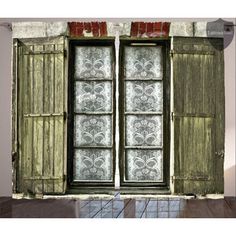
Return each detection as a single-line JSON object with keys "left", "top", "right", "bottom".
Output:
{"left": 169, "top": 22, "right": 194, "bottom": 37}
{"left": 12, "top": 21, "right": 214, "bottom": 38}
{"left": 12, "top": 22, "right": 68, "bottom": 38}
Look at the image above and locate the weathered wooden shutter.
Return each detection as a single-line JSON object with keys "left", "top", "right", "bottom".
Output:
{"left": 172, "top": 37, "right": 224, "bottom": 194}
{"left": 14, "top": 36, "right": 67, "bottom": 194}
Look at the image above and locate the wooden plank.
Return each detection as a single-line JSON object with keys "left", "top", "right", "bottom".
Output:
{"left": 32, "top": 45, "right": 44, "bottom": 193}
{"left": 214, "top": 48, "right": 224, "bottom": 193}
{"left": 43, "top": 44, "right": 55, "bottom": 193}
{"left": 206, "top": 199, "right": 236, "bottom": 217}
{"left": 204, "top": 118, "right": 215, "bottom": 186}
{"left": 43, "top": 116, "right": 53, "bottom": 193}
{"left": 173, "top": 117, "right": 183, "bottom": 193}
{"left": 185, "top": 118, "right": 203, "bottom": 193}
{"left": 24, "top": 47, "right": 34, "bottom": 193}
{"left": 17, "top": 45, "right": 24, "bottom": 192}
{"left": 173, "top": 54, "right": 184, "bottom": 114}
{"left": 12, "top": 40, "right": 18, "bottom": 193}
{"left": 183, "top": 54, "right": 194, "bottom": 113}
{"left": 224, "top": 197, "right": 236, "bottom": 212}
{"left": 203, "top": 54, "right": 215, "bottom": 114}
{"left": 53, "top": 43, "right": 65, "bottom": 193}
{"left": 123, "top": 199, "right": 136, "bottom": 218}
{"left": 21, "top": 46, "right": 35, "bottom": 193}
{"left": 54, "top": 44, "right": 64, "bottom": 113}
{"left": 21, "top": 51, "right": 28, "bottom": 193}
{"left": 33, "top": 117, "right": 43, "bottom": 193}
{"left": 54, "top": 117, "right": 64, "bottom": 193}
{"left": 180, "top": 199, "right": 213, "bottom": 218}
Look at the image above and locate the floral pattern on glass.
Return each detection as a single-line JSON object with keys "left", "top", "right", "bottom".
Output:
{"left": 124, "top": 46, "right": 162, "bottom": 79}
{"left": 74, "top": 115, "right": 112, "bottom": 147}
{"left": 74, "top": 46, "right": 113, "bottom": 79}
{"left": 126, "top": 150, "right": 163, "bottom": 181}
{"left": 126, "top": 115, "right": 162, "bottom": 146}
{"left": 74, "top": 81, "right": 112, "bottom": 112}
{"left": 74, "top": 149, "right": 112, "bottom": 181}
{"left": 125, "top": 81, "right": 163, "bottom": 112}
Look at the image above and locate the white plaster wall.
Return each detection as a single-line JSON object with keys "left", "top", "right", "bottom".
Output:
{"left": 224, "top": 20, "right": 236, "bottom": 196}
{"left": 0, "top": 18, "right": 235, "bottom": 196}
{"left": 0, "top": 24, "right": 12, "bottom": 196}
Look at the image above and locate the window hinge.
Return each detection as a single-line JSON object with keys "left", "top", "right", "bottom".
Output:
{"left": 63, "top": 111, "right": 67, "bottom": 121}
{"left": 171, "top": 112, "right": 174, "bottom": 121}
{"left": 12, "top": 152, "right": 18, "bottom": 162}
{"left": 170, "top": 49, "right": 174, "bottom": 58}
{"left": 64, "top": 49, "right": 67, "bottom": 57}
{"left": 63, "top": 174, "right": 67, "bottom": 182}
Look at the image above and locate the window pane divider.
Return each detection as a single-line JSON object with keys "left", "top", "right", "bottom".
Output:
{"left": 125, "top": 146, "right": 163, "bottom": 149}
{"left": 74, "top": 112, "right": 112, "bottom": 115}
{"left": 75, "top": 78, "right": 113, "bottom": 81}
{"left": 125, "top": 112, "right": 163, "bottom": 115}
{"left": 74, "top": 146, "right": 113, "bottom": 149}
{"left": 124, "top": 78, "right": 163, "bottom": 81}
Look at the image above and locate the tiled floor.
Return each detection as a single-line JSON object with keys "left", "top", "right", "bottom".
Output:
{"left": 0, "top": 193, "right": 236, "bottom": 218}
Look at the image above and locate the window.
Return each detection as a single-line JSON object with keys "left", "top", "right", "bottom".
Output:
{"left": 13, "top": 36, "right": 224, "bottom": 195}
{"left": 67, "top": 39, "right": 116, "bottom": 190}
{"left": 119, "top": 39, "right": 170, "bottom": 191}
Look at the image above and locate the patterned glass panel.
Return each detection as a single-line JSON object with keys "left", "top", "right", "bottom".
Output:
{"left": 74, "top": 46, "right": 113, "bottom": 79}
{"left": 126, "top": 150, "right": 163, "bottom": 181}
{"left": 124, "top": 46, "right": 162, "bottom": 79}
{"left": 74, "top": 115, "right": 112, "bottom": 147}
{"left": 126, "top": 115, "right": 162, "bottom": 146}
{"left": 125, "top": 81, "right": 163, "bottom": 112}
{"left": 75, "top": 81, "right": 112, "bottom": 112}
{"left": 74, "top": 149, "right": 112, "bottom": 181}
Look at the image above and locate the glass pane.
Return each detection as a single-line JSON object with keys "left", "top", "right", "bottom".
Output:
{"left": 126, "top": 149, "right": 163, "bottom": 181}
{"left": 74, "top": 46, "right": 113, "bottom": 79}
{"left": 124, "top": 46, "right": 162, "bottom": 79}
{"left": 74, "top": 149, "right": 112, "bottom": 181}
{"left": 126, "top": 115, "right": 162, "bottom": 146}
{"left": 74, "top": 81, "right": 112, "bottom": 112}
{"left": 125, "top": 81, "right": 163, "bottom": 112}
{"left": 74, "top": 115, "right": 112, "bottom": 147}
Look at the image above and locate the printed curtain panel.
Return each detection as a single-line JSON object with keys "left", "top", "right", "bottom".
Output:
{"left": 73, "top": 45, "right": 115, "bottom": 183}
{"left": 122, "top": 45, "right": 164, "bottom": 183}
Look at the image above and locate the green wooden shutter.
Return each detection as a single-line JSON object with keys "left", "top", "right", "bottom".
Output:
{"left": 172, "top": 37, "right": 224, "bottom": 194}
{"left": 15, "top": 36, "right": 67, "bottom": 195}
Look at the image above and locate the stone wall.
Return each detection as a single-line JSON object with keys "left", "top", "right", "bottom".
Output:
{"left": 12, "top": 21, "right": 211, "bottom": 38}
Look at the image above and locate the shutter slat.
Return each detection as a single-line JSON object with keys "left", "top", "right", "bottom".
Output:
{"left": 214, "top": 48, "right": 225, "bottom": 193}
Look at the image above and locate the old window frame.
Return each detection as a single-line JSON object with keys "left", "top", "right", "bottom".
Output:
{"left": 119, "top": 38, "right": 171, "bottom": 191}
{"left": 12, "top": 35, "right": 224, "bottom": 196}
{"left": 67, "top": 38, "right": 116, "bottom": 192}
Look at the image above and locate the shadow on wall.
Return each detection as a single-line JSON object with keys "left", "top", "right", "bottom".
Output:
{"left": 224, "top": 165, "right": 236, "bottom": 196}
